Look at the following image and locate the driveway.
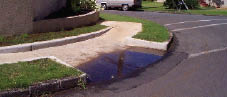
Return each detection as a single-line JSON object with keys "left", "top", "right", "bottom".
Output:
{"left": 53, "top": 11, "right": 227, "bottom": 97}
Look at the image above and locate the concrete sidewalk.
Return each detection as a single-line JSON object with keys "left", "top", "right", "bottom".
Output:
{"left": 0, "top": 21, "right": 142, "bottom": 67}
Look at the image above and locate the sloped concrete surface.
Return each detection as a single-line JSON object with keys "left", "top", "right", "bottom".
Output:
{"left": 0, "top": 21, "right": 142, "bottom": 67}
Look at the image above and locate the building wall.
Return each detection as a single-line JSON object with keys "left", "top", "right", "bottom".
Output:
{"left": 0, "top": 0, "right": 33, "bottom": 36}
{"left": 0, "top": 0, "right": 67, "bottom": 36}
{"left": 224, "top": 0, "right": 227, "bottom": 6}
{"left": 33, "top": 0, "right": 67, "bottom": 21}
{"left": 205, "top": 0, "right": 227, "bottom": 7}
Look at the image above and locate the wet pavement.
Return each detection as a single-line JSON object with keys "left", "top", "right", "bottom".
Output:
{"left": 77, "top": 49, "right": 162, "bottom": 83}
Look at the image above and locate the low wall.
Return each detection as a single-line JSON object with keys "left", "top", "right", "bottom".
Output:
{"left": 33, "top": 11, "right": 99, "bottom": 33}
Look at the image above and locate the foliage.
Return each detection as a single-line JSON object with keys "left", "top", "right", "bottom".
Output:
{"left": 164, "top": 0, "right": 200, "bottom": 9}
{"left": 68, "top": 0, "right": 96, "bottom": 12}
{"left": 0, "top": 35, "right": 4, "bottom": 42}
{"left": 69, "top": 0, "right": 81, "bottom": 12}
{"left": 80, "top": 0, "right": 97, "bottom": 11}
{"left": 185, "top": 0, "right": 200, "bottom": 9}
{"left": 77, "top": 78, "right": 87, "bottom": 89}
{"left": 164, "top": 0, "right": 178, "bottom": 9}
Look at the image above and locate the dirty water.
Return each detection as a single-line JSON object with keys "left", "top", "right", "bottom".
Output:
{"left": 76, "top": 47, "right": 164, "bottom": 83}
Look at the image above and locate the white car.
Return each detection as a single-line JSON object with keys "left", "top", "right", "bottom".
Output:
{"left": 96, "top": 0, "right": 142, "bottom": 11}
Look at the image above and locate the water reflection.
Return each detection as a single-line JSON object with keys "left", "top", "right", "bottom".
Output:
{"left": 77, "top": 49, "right": 163, "bottom": 83}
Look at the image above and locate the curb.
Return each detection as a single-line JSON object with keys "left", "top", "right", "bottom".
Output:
{"left": 0, "top": 27, "right": 112, "bottom": 54}
{"left": 124, "top": 32, "right": 173, "bottom": 51}
{"left": 0, "top": 57, "right": 87, "bottom": 97}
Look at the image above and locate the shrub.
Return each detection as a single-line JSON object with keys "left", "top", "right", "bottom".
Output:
{"left": 67, "top": 0, "right": 81, "bottom": 12}
{"left": 0, "top": 35, "right": 4, "bottom": 42}
{"left": 164, "top": 0, "right": 199, "bottom": 9}
{"left": 80, "top": 0, "right": 96, "bottom": 11}
{"left": 164, "top": 0, "right": 178, "bottom": 9}
{"left": 185, "top": 0, "right": 200, "bottom": 9}
{"left": 67, "top": 0, "right": 96, "bottom": 13}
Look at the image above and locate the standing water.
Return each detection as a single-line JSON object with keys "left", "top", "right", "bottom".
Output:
{"left": 77, "top": 48, "right": 163, "bottom": 83}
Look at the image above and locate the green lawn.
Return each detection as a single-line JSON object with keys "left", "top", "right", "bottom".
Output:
{"left": 140, "top": 1, "right": 174, "bottom": 12}
{"left": 100, "top": 13, "right": 169, "bottom": 42}
{"left": 140, "top": 1, "right": 227, "bottom": 16}
{"left": 0, "top": 58, "right": 82, "bottom": 91}
{"left": 0, "top": 24, "right": 107, "bottom": 47}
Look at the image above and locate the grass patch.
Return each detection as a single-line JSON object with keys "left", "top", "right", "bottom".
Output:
{"left": 0, "top": 24, "right": 107, "bottom": 47}
{"left": 100, "top": 13, "right": 169, "bottom": 42}
{"left": 140, "top": 1, "right": 227, "bottom": 16}
{"left": 140, "top": 1, "right": 174, "bottom": 12}
{"left": 0, "top": 58, "right": 82, "bottom": 91}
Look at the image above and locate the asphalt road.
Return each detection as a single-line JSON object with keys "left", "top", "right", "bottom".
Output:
{"left": 53, "top": 10, "right": 227, "bottom": 97}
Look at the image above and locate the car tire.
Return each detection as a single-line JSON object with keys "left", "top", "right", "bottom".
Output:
{"left": 101, "top": 4, "right": 107, "bottom": 10}
{"left": 122, "top": 4, "right": 129, "bottom": 11}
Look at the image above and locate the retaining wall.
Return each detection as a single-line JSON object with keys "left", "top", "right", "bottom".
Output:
{"left": 33, "top": 11, "right": 100, "bottom": 33}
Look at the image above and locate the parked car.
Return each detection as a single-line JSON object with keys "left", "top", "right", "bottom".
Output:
{"left": 96, "top": 0, "right": 142, "bottom": 11}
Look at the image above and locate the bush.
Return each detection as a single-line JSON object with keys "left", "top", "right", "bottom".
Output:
{"left": 185, "top": 0, "right": 200, "bottom": 9}
{"left": 67, "top": 0, "right": 80, "bottom": 12}
{"left": 67, "top": 0, "right": 96, "bottom": 13}
{"left": 164, "top": 0, "right": 199, "bottom": 9}
{"left": 0, "top": 35, "right": 4, "bottom": 42}
{"left": 80, "top": 0, "right": 96, "bottom": 11}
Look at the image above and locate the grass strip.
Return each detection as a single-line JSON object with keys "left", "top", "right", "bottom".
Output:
{"left": 100, "top": 13, "right": 169, "bottom": 42}
{"left": 140, "top": 1, "right": 227, "bottom": 16}
{"left": 0, "top": 58, "right": 82, "bottom": 91}
{"left": 0, "top": 24, "right": 107, "bottom": 47}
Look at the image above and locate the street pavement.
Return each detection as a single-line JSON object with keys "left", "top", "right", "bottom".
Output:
{"left": 53, "top": 10, "right": 227, "bottom": 97}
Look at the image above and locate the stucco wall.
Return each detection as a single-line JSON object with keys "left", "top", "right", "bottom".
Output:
{"left": 224, "top": 0, "right": 227, "bottom": 6}
{"left": 0, "top": 0, "right": 33, "bottom": 36}
{"left": 33, "top": 0, "right": 67, "bottom": 21}
{"left": 0, "top": 0, "right": 67, "bottom": 36}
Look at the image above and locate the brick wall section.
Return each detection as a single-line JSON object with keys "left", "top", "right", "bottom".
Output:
{"left": 0, "top": 0, "right": 33, "bottom": 36}
{"left": 33, "top": 11, "right": 99, "bottom": 33}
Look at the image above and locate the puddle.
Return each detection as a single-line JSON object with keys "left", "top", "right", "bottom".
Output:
{"left": 77, "top": 48, "right": 163, "bottom": 83}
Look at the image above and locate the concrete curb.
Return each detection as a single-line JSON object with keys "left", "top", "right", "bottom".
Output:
{"left": 124, "top": 32, "right": 173, "bottom": 51}
{"left": 0, "top": 27, "right": 112, "bottom": 54}
{"left": 0, "top": 57, "right": 87, "bottom": 97}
